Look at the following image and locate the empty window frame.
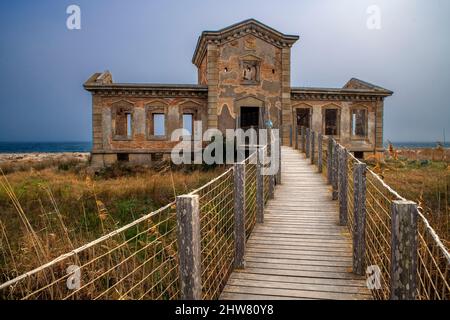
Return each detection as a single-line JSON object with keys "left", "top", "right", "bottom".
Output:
{"left": 146, "top": 104, "right": 168, "bottom": 140}
{"left": 351, "top": 108, "right": 367, "bottom": 138}
{"left": 115, "top": 108, "right": 133, "bottom": 138}
{"left": 152, "top": 113, "right": 166, "bottom": 136}
{"left": 183, "top": 113, "right": 194, "bottom": 136}
{"left": 324, "top": 108, "right": 339, "bottom": 136}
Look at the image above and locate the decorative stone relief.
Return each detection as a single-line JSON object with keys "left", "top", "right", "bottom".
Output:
{"left": 241, "top": 60, "right": 260, "bottom": 84}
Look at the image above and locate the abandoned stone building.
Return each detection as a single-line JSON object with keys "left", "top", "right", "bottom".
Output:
{"left": 84, "top": 19, "right": 393, "bottom": 166}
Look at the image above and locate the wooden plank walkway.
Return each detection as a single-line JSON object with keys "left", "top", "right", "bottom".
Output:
{"left": 220, "top": 146, "right": 371, "bottom": 300}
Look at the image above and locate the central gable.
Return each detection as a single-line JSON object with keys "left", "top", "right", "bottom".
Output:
{"left": 192, "top": 19, "right": 299, "bottom": 67}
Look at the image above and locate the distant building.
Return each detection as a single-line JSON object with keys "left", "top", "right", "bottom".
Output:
{"left": 84, "top": 19, "right": 393, "bottom": 166}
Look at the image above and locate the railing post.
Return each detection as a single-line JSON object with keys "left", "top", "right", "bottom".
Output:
{"left": 276, "top": 131, "right": 282, "bottom": 185}
{"left": 390, "top": 200, "right": 418, "bottom": 300}
{"left": 176, "top": 195, "right": 201, "bottom": 300}
{"left": 233, "top": 163, "right": 246, "bottom": 269}
{"left": 332, "top": 140, "right": 339, "bottom": 200}
{"left": 267, "top": 143, "right": 275, "bottom": 199}
{"left": 301, "top": 126, "right": 306, "bottom": 153}
{"left": 295, "top": 125, "right": 299, "bottom": 150}
{"left": 310, "top": 131, "right": 315, "bottom": 165}
{"left": 353, "top": 162, "right": 366, "bottom": 275}
{"left": 289, "top": 125, "right": 293, "bottom": 147}
{"left": 318, "top": 133, "right": 323, "bottom": 173}
{"left": 338, "top": 146, "right": 348, "bottom": 225}
{"left": 256, "top": 148, "right": 264, "bottom": 223}
{"left": 327, "top": 138, "right": 333, "bottom": 184}
{"left": 305, "top": 128, "right": 310, "bottom": 159}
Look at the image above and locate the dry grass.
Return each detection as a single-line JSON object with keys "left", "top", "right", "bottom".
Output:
{"left": 367, "top": 146, "right": 449, "bottom": 247}
{"left": 0, "top": 160, "right": 225, "bottom": 288}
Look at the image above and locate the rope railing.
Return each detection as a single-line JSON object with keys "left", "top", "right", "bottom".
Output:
{"left": 1, "top": 146, "right": 273, "bottom": 300}
{"left": 297, "top": 126, "right": 450, "bottom": 300}
{"left": 192, "top": 168, "right": 235, "bottom": 300}
{"left": 0, "top": 202, "right": 180, "bottom": 300}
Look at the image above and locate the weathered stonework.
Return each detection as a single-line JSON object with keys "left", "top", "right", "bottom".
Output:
{"left": 84, "top": 19, "right": 393, "bottom": 166}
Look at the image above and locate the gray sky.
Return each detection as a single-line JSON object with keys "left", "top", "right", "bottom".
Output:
{"left": 0, "top": 0, "right": 449, "bottom": 142}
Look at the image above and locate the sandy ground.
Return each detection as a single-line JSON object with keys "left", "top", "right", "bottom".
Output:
{"left": 0, "top": 147, "right": 448, "bottom": 167}
{"left": 0, "top": 153, "right": 90, "bottom": 165}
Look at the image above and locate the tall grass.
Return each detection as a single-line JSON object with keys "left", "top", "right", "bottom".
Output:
{"left": 0, "top": 162, "right": 224, "bottom": 288}
{"left": 370, "top": 145, "right": 450, "bottom": 246}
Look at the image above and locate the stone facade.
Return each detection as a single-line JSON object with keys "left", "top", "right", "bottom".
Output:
{"left": 84, "top": 19, "right": 393, "bottom": 166}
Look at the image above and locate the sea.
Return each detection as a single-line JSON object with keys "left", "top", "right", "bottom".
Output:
{"left": 0, "top": 142, "right": 92, "bottom": 153}
{"left": 0, "top": 141, "right": 448, "bottom": 153}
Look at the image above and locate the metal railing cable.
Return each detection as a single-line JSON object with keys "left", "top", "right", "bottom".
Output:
{"left": 297, "top": 127, "right": 449, "bottom": 300}
{"left": 1, "top": 147, "right": 269, "bottom": 300}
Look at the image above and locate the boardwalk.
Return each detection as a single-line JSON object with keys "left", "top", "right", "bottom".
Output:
{"left": 221, "top": 146, "right": 371, "bottom": 300}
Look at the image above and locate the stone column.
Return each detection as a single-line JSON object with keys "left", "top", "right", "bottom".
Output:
{"left": 206, "top": 44, "right": 219, "bottom": 129}
{"left": 281, "top": 47, "right": 292, "bottom": 146}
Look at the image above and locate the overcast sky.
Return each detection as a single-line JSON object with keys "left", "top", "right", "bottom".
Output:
{"left": 0, "top": 0, "right": 449, "bottom": 142}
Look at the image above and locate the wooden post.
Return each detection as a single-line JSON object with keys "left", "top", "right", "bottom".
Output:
{"left": 176, "top": 195, "right": 201, "bottom": 300}
{"left": 277, "top": 131, "right": 282, "bottom": 185}
{"left": 295, "top": 125, "right": 299, "bottom": 150}
{"left": 332, "top": 141, "right": 339, "bottom": 200}
{"left": 233, "top": 163, "right": 246, "bottom": 269}
{"left": 327, "top": 138, "right": 333, "bottom": 184}
{"left": 267, "top": 143, "right": 275, "bottom": 199}
{"left": 390, "top": 200, "right": 418, "bottom": 300}
{"left": 318, "top": 133, "right": 323, "bottom": 173}
{"left": 256, "top": 148, "right": 264, "bottom": 223}
{"left": 352, "top": 162, "right": 366, "bottom": 275}
{"left": 289, "top": 125, "right": 293, "bottom": 147}
{"left": 301, "top": 126, "right": 306, "bottom": 153}
{"left": 305, "top": 128, "right": 310, "bottom": 159}
{"left": 338, "top": 146, "right": 348, "bottom": 226}
{"left": 310, "top": 131, "right": 315, "bottom": 165}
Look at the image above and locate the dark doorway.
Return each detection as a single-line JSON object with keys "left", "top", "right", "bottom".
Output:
{"left": 296, "top": 108, "right": 311, "bottom": 129}
{"left": 240, "top": 107, "right": 260, "bottom": 130}
{"left": 324, "top": 109, "right": 339, "bottom": 136}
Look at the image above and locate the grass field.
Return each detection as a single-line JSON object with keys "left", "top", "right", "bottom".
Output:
{"left": 0, "top": 159, "right": 225, "bottom": 283}
{"left": 368, "top": 148, "right": 449, "bottom": 247}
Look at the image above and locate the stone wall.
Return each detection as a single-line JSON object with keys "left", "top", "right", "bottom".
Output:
{"left": 90, "top": 96, "right": 207, "bottom": 166}
{"left": 202, "top": 35, "right": 286, "bottom": 137}
{"left": 291, "top": 99, "right": 384, "bottom": 157}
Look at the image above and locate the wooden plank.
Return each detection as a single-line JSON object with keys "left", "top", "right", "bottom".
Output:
{"left": 226, "top": 278, "right": 370, "bottom": 296}
{"left": 235, "top": 266, "right": 363, "bottom": 281}
{"left": 247, "top": 247, "right": 352, "bottom": 258}
{"left": 248, "top": 239, "right": 352, "bottom": 249}
{"left": 245, "top": 249, "right": 353, "bottom": 261}
{"left": 245, "top": 255, "right": 352, "bottom": 267}
{"left": 223, "top": 284, "right": 367, "bottom": 300}
{"left": 250, "top": 235, "right": 350, "bottom": 244}
{"left": 219, "top": 292, "right": 305, "bottom": 300}
{"left": 247, "top": 243, "right": 351, "bottom": 253}
{"left": 231, "top": 271, "right": 367, "bottom": 287}
{"left": 244, "top": 261, "right": 352, "bottom": 273}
